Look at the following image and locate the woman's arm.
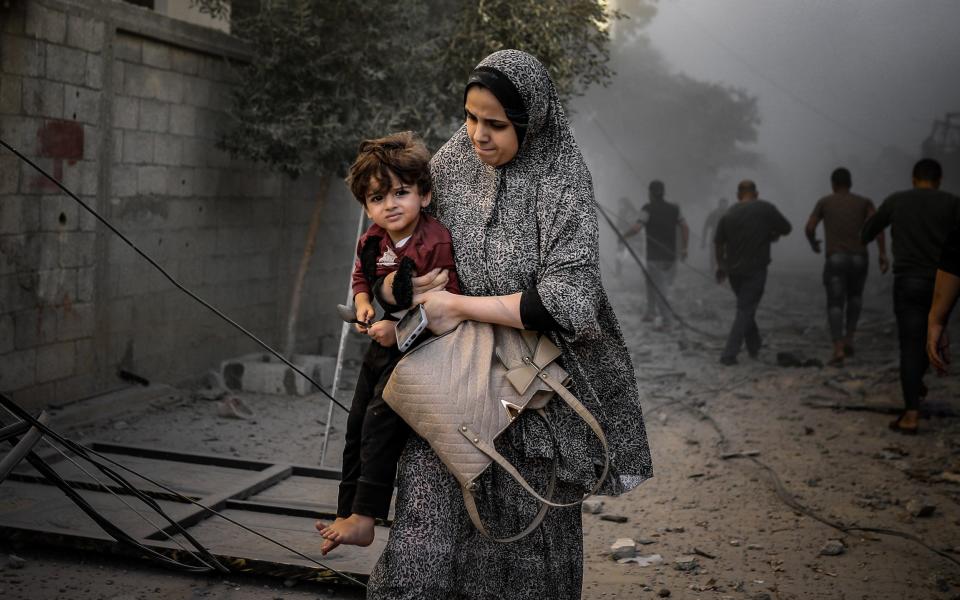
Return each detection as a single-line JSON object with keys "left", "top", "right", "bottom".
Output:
{"left": 413, "top": 291, "right": 523, "bottom": 334}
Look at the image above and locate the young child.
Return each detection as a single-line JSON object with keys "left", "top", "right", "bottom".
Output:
{"left": 316, "top": 131, "right": 460, "bottom": 555}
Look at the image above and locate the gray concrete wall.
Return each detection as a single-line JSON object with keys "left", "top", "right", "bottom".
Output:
{"left": 0, "top": 0, "right": 358, "bottom": 410}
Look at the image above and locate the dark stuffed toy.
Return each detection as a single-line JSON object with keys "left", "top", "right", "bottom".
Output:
{"left": 360, "top": 235, "right": 416, "bottom": 309}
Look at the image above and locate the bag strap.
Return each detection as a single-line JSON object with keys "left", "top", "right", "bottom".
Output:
{"left": 459, "top": 373, "right": 611, "bottom": 539}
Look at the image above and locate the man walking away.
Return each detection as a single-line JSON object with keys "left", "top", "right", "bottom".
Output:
{"left": 715, "top": 180, "right": 792, "bottom": 365}
{"left": 805, "top": 167, "right": 889, "bottom": 365}
{"left": 862, "top": 158, "right": 960, "bottom": 434}
{"left": 702, "top": 197, "right": 729, "bottom": 273}
{"left": 624, "top": 180, "right": 689, "bottom": 330}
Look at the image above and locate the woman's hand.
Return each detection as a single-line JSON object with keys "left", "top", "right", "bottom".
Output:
{"left": 928, "top": 322, "right": 950, "bottom": 375}
{"left": 380, "top": 269, "right": 450, "bottom": 306}
{"left": 414, "top": 290, "right": 464, "bottom": 335}
{"left": 367, "top": 320, "right": 397, "bottom": 347}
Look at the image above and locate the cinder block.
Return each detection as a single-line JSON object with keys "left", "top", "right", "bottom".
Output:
{"left": 58, "top": 302, "right": 94, "bottom": 341}
{"left": 36, "top": 267, "right": 77, "bottom": 304}
{"left": 112, "top": 96, "right": 138, "bottom": 129}
{"left": 0, "top": 314, "right": 13, "bottom": 354}
{"left": 63, "top": 84, "right": 100, "bottom": 124}
{"left": 0, "top": 348, "right": 37, "bottom": 391}
{"left": 21, "top": 77, "right": 64, "bottom": 118}
{"left": 55, "top": 372, "right": 98, "bottom": 404}
{"left": 0, "top": 154, "right": 20, "bottom": 194}
{"left": 111, "top": 60, "right": 124, "bottom": 92}
{"left": 39, "top": 195, "right": 78, "bottom": 232}
{"left": 124, "top": 63, "right": 183, "bottom": 103}
{"left": 114, "top": 34, "right": 142, "bottom": 63}
{"left": 0, "top": 116, "right": 41, "bottom": 155}
{"left": 221, "top": 353, "right": 331, "bottom": 396}
{"left": 14, "top": 307, "right": 56, "bottom": 349}
{"left": 1, "top": 35, "right": 44, "bottom": 77}
{"left": 154, "top": 134, "right": 182, "bottom": 165}
{"left": 66, "top": 15, "right": 105, "bottom": 52}
{"left": 82, "top": 124, "right": 100, "bottom": 161}
{"left": 45, "top": 44, "right": 87, "bottom": 85}
{"left": 76, "top": 266, "right": 95, "bottom": 302}
{"left": 170, "top": 47, "right": 200, "bottom": 75}
{"left": 59, "top": 232, "right": 96, "bottom": 268}
{"left": 142, "top": 39, "right": 172, "bottom": 69}
{"left": 169, "top": 104, "right": 196, "bottom": 136}
{"left": 181, "top": 75, "right": 212, "bottom": 107}
{"left": 73, "top": 338, "right": 96, "bottom": 373}
{"left": 138, "top": 99, "right": 169, "bottom": 132}
{"left": 0, "top": 75, "right": 23, "bottom": 113}
{"left": 122, "top": 130, "right": 153, "bottom": 164}
{"left": 84, "top": 53, "right": 103, "bottom": 90}
{"left": 168, "top": 167, "right": 195, "bottom": 197}
{"left": 25, "top": 4, "right": 66, "bottom": 44}
{"left": 111, "top": 164, "right": 137, "bottom": 197}
{"left": 36, "top": 340, "right": 75, "bottom": 381}
{"left": 138, "top": 165, "right": 168, "bottom": 195}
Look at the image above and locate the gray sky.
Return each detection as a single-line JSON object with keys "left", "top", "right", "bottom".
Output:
{"left": 646, "top": 0, "right": 960, "bottom": 206}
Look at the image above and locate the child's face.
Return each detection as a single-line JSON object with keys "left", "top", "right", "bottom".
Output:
{"left": 364, "top": 171, "right": 430, "bottom": 242}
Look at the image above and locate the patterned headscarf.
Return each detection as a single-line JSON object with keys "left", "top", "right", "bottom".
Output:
{"left": 430, "top": 50, "right": 652, "bottom": 494}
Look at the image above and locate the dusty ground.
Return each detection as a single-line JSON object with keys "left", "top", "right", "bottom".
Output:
{"left": 3, "top": 261, "right": 960, "bottom": 600}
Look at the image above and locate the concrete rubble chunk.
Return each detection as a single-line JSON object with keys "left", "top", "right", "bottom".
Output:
{"left": 673, "top": 555, "right": 700, "bottom": 572}
{"left": 819, "top": 539, "right": 846, "bottom": 556}
{"left": 610, "top": 538, "right": 636, "bottom": 560}
{"left": 617, "top": 553, "right": 663, "bottom": 567}
{"left": 581, "top": 499, "right": 604, "bottom": 514}
{"left": 7, "top": 554, "right": 26, "bottom": 569}
{"left": 905, "top": 498, "right": 936, "bottom": 518}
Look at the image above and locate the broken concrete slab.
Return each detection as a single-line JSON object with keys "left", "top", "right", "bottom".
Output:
{"left": 220, "top": 353, "right": 336, "bottom": 396}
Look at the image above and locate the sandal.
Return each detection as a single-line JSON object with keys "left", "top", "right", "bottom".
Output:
{"left": 888, "top": 414, "right": 918, "bottom": 435}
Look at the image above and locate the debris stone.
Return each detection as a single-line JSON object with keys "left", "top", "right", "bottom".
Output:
{"left": 906, "top": 498, "right": 936, "bottom": 518}
{"left": 617, "top": 553, "right": 663, "bottom": 566}
{"left": 658, "top": 588, "right": 672, "bottom": 597}
{"left": 7, "top": 555, "right": 25, "bottom": 569}
{"left": 581, "top": 499, "right": 604, "bottom": 514}
{"left": 601, "top": 514, "right": 628, "bottom": 523}
{"left": 610, "top": 538, "right": 637, "bottom": 560}
{"left": 217, "top": 397, "right": 255, "bottom": 420}
{"left": 673, "top": 556, "right": 700, "bottom": 572}
{"left": 819, "top": 539, "right": 846, "bottom": 556}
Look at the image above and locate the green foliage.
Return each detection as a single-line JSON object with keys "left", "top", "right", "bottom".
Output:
{"left": 193, "top": 0, "right": 621, "bottom": 177}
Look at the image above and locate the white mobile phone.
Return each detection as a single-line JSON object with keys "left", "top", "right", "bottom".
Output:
{"left": 395, "top": 304, "right": 429, "bottom": 352}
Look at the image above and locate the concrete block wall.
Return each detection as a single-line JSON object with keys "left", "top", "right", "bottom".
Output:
{"left": 1, "top": 0, "right": 358, "bottom": 410}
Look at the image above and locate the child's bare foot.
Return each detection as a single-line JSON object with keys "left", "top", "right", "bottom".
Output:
{"left": 315, "top": 515, "right": 375, "bottom": 555}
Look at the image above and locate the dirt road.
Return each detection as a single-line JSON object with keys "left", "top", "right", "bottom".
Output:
{"left": 2, "top": 264, "right": 959, "bottom": 599}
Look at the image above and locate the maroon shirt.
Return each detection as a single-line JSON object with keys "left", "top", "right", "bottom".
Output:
{"left": 351, "top": 213, "right": 461, "bottom": 298}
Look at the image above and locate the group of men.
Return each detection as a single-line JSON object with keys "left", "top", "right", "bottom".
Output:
{"left": 623, "top": 159, "right": 960, "bottom": 435}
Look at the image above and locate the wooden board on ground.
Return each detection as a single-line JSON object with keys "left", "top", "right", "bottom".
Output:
{"left": 0, "top": 440, "right": 383, "bottom": 585}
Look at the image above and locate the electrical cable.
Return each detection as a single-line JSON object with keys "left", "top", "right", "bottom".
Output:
{"left": 0, "top": 394, "right": 369, "bottom": 588}
{"left": 0, "top": 138, "right": 349, "bottom": 416}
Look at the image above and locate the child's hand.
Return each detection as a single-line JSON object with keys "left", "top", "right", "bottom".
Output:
{"left": 354, "top": 298, "right": 375, "bottom": 333}
{"left": 367, "top": 320, "right": 397, "bottom": 347}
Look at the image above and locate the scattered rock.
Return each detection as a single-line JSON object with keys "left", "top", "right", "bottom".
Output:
{"left": 610, "top": 538, "right": 637, "bottom": 560}
{"left": 113, "top": 421, "right": 128, "bottom": 430}
{"left": 692, "top": 547, "right": 716, "bottom": 559}
{"left": 617, "top": 553, "right": 663, "bottom": 566}
{"left": 673, "top": 556, "right": 700, "bottom": 572}
{"left": 906, "top": 498, "right": 936, "bottom": 518}
{"left": 658, "top": 589, "right": 671, "bottom": 598}
{"left": 820, "top": 539, "right": 846, "bottom": 556}
{"left": 729, "top": 539, "right": 741, "bottom": 547}
{"left": 282, "top": 578, "right": 298, "bottom": 588}
{"left": 636, "top": 538, "right": 656, "bottom": 545}
{"left": 747, "top": 543, "right": 763, "bottom": 550}
{"left": 752, "top": 593, "right": 773, "bottom": 600}
{"left": 601, "top": 515, "right": 628, "bottom": 523}
{"left": 7, "top": 555, "right": 25, "bottom": 569}
{"left": 217, "top": 397, "right": 255, "bottom": 420}
{"left": 581, "top": 499, "right": 604, "bottom": 514}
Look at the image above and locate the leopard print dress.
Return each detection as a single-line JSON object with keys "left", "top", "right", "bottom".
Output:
{"left": 366, "top": 50, "right": 652, "bottom": 600}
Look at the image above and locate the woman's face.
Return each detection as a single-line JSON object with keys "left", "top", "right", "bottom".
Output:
{"left": 465, "top": 86, "right": 519, "bottom": 167}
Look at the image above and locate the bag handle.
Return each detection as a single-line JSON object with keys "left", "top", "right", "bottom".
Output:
{"left": 459, "top": 373, "right": 611, "bottom": 540}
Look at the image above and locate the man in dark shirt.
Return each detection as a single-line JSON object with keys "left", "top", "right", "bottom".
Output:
{"left": 714, "top": 180, "right": 792, "bottom": 365}
{"left": 928, "top": 227, "right": 960, "bottom": 376}
{"left": 624, "top": 180, "right": 689, "bottom": 329}
{"left": 805, "top": 167, "right": 889, "bottom": 365}
{"left": 702, "top": 197, "right": 729, "bottom": 273}
{"left": 862, "top": 158, "right": 960, "bottom": 434}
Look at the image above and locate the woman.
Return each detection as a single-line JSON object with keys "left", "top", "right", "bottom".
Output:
{"left": 368, "top": 50, "right": 652, "bottom": 599}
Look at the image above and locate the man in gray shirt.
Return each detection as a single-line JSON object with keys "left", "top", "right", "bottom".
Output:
{"left": 715, "top": 180, "right": 792, "bottom": 365}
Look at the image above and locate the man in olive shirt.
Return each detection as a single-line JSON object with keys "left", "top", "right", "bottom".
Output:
{"left": 862, "top": 158, "right": 960, "bottom": 434}
{"left": 715, "top": 180, "right": 792, "bottom": 365}
{"left": 805, "top": 167, "right": 889, "bottom": 365}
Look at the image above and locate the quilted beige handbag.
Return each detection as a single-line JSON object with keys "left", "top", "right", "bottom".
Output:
{"left": 382, "top": 320, "right": 609, "bottom": 542}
